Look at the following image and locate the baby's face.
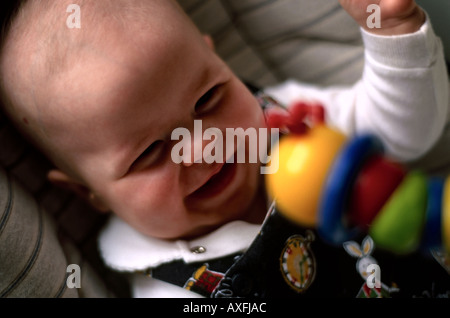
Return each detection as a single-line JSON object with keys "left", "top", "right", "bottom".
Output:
{"left": 37, "top": 1, "right": 266, "bottom": 239}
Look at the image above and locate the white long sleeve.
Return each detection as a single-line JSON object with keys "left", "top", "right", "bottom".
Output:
{"left": 264, "top": 18, "right": 449, "bottom": 162}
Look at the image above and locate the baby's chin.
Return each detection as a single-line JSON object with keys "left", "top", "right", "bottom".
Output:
{"left": 175, "top": 223, "right": 229, "bottom": 241}
{"left": 165, "top": 174, "right": 261, "bottom": 240}
{"left": 175, "top": 205, "right": 258, "bottom": 240}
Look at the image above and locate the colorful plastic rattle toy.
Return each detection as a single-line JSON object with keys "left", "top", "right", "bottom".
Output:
{"left": 265, "top": 101, "right": 450, "bottom": 256}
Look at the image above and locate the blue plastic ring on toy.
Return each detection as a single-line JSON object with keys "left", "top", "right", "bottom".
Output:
{"left": 318, "top": 134, "right": 384, "bottom": 245}
{"left": 422, "top": 177, "right": 444, "bottom": 251}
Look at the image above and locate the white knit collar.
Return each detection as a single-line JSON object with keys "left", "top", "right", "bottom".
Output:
{"left": 98, "top": 215, "right": 261, "bottom": 272}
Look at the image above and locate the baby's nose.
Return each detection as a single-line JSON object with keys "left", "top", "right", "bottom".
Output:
{"left": 181, "top": 133, "right": 203, "bottom": 167}
{"left": 181, "top": 127, "right": 225, "bottom": 167}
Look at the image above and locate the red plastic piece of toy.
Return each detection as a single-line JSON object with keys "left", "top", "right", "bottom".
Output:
{"left": 348, "top": 155, "right": 407, "bottom": 230}
{"left": 266, "top": 102, "right": 325, "bottom": 135}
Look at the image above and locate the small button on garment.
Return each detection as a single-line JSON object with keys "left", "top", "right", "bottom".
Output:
{"left": 190, "top": 246, "right": 207, "bottom": 254}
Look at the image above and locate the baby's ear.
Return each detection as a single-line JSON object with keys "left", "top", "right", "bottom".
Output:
{"left": 47, "top": 169, "right": 109, "bottom": 213}
{"left": 203, "top": 34, "right": 215, "bottom": 51}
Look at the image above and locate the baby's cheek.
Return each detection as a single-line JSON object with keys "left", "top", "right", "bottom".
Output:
{"left": 228, "top": 83, "right": 264, "bottom": 128}
{"left": 107, "top": 172, "right": 182, "bottom": 220}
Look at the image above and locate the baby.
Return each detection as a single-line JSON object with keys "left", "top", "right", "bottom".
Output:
{"left": 0, "top": 0, "right": 448, "bottom": 298}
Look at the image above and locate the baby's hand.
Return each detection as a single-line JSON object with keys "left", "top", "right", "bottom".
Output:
{"left": 339, "top": 0, "right": 425, "bottom": 35}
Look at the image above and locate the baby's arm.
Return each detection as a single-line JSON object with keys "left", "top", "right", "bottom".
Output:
{"left": 264, "top": 2, "right": 449, "bottom": 162}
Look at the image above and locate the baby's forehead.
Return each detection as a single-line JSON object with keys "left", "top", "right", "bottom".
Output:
{"left": 4, "top": 0, "right": 194, "bottom": 105}
{"left": 1, "top": 0, "right": 195, "bottom": 143}
{"left": 10, "top": 0, "right": 186, "bottom": 58}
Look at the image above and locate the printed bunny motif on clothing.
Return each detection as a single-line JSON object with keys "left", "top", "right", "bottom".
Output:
{"left": 343, "top": 236, "right": 399, "bottom": 298}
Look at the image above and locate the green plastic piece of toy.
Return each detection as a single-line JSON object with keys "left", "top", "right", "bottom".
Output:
{"left": 369, "top": 171, "right": 428, "bottom": 254}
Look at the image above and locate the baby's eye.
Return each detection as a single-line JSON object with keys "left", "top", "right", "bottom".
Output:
{"left": 194, "top": 85, "right": 222, "bottom": 115}
{"left": 130, "top": 140, "right": 165, "bottom": 172}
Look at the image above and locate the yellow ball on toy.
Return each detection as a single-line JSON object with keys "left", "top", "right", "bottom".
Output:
{"left": 266, "top": 125, "right": 347, "bottom": 227}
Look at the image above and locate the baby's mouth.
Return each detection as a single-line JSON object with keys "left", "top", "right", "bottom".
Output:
{"left": 187, "top": 158, "right": 238, "bottom": 201}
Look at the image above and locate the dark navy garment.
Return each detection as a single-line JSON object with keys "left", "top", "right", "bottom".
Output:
{"left": 152, "top": 204, "right": 450, "bottom": 298}
{"left": 213, "top": 205, "right": 450, "bottom": 298}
